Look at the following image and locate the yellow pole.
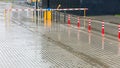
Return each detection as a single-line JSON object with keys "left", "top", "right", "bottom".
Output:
{"left": 7, "top": 4, "right": 12, "bottom": 23}
{"left": 4, "top": 9, "right": 6, "bottom": 20}
{"left": 84, "top": 9, "right": 86, "bottom": 28}
{"left": 10, "top": 3, "right": 13, "bottom": 8}
{"left": 8, "top": 9, "right": 10, "bottom": 23}
{"left": 4, "top": 9, "right": 7, "bottom": 23}
{"left": 47, "top": 11, "right": 52, "bottom": 27}
{"left": 44, "top": 11, "right": 47, "bottom": 27}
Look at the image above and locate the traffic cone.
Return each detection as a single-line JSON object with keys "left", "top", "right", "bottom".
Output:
{"left": 102, "top": 21, "right": 105, "bottom": 37}
{"left": 77, "top": 17, "right": 80, "bottom": 29}
{"left": 88, "top": 18, "right": 91, "bottom": 32}
{"left": 16, "top": 9, "right": 18, "bottom": 12}
{"left": 118, "top": 24, "right": 120, "bottom": 41}
{"left": 68, "top": 15, "right": 71, "bottom": 26}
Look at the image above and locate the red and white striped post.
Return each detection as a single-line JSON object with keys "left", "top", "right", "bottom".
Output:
{"left": 77, "top": 17, "right": 80, "bottom": 29}
{"left": 102, "top": 21, "right": 105, "bottom": 37}
{"left": 118, "top": 24, "right": 120, "bottom": 41}
{"left": 88, "top": 18, "right": 91, "bottom": 32}
{"left": 68, "top": 15, "right": 71, "bottom": 26}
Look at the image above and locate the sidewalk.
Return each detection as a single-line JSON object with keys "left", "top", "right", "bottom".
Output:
{"left": 11, "top": 2, "right": 120, "bottom": 68}
{"left": 11, "top": 8, "right": 120, "bottom": 67}
{"left": 44, "top": 24, "right": 120, "bottom": 68}
{"left": 88, "top": 15, "right": 120, "bottom": 25}
{"left": 0, "top": 2, "right": 97, "bottom": 68}
{"left": 15, "top": 16, "right": 120, "bottom": 68}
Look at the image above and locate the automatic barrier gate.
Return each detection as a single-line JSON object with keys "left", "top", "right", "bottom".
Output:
{"left": 4, "top": 8, "right": 88, "bottom": 27}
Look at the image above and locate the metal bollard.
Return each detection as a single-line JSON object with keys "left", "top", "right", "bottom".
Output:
{"left": 64, "top": 11, "right": 66, "bottom": 23}
{"left": 38, "top": 8, "right": 40, "bottom": 24}
{"left": 39, "top": 9, "right": 41, "bottom": 23}
{"left": 55, "top": 11, "right": 57, "bottom": 22}
{"left": 58, "top": 11, "right": 60, "bottom": 23}
{"left": 84, "top": 9, "right": 86, "bottom": 28}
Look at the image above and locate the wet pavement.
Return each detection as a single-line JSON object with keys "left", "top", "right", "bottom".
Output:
{"left": 87, "top": 15, "right": 120, "bottom": 25}
{"left": 0, "top": 2, "right": 96, "bottom": 68}
{"left": 1, "top": 1, "right": 120, "bottom": 68}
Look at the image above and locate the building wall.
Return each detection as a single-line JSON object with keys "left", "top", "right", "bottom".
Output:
{"left": 42, "top": 0, "right": 120, "bottom": 15}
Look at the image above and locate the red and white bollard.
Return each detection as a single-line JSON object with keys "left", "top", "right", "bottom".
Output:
{"left": 68, "top": 15, "right": 71, "bottom": 26}
{"left": 102, "top": 21, "right": 105, "bottom": 37}
{"left": 77, "top": 17, "right": 80, "bottom": 29}
{"left": 16, "top": 9, "right": 18, "bottom": 11}
{"left": 118, "top": 24, "right": 120, "bottom": 41}
{"left": 88, "top": 18, "right": 91, "bottom": 32}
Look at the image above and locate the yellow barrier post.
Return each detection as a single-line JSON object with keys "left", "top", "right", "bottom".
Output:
{"left": 44, "top": 8, "right": 52, "bottom": 28}
{"left": 44, "top": 11, "right": 47, "bottom": 27}
{"left": 4, "top": 9, "right": 7, "bottom": 20}
{"left": 8, "top": 9, "right": 11, "bottom": 23}
{"left": 10, "top": 3, "right": 13, "bottom": 8}
{"left": 47, "top": 11, "right": 52, "bottom": 27}
{"left": 4, "top": 9, "right": 7, "bottom": 29}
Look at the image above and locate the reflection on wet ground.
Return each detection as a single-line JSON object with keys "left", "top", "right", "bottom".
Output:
{"left": 0, "top": 2, "right": 97, "bottom": 68}
{"left": 2, "top": 2, "right": 120, "bottom": 68}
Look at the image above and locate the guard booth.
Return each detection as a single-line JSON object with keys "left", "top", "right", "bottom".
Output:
{"left": 30, "top": 0, "right": 41, "bottom": 6}
{"left": 31, "top": 0, "right": 41, "bottom": 3}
